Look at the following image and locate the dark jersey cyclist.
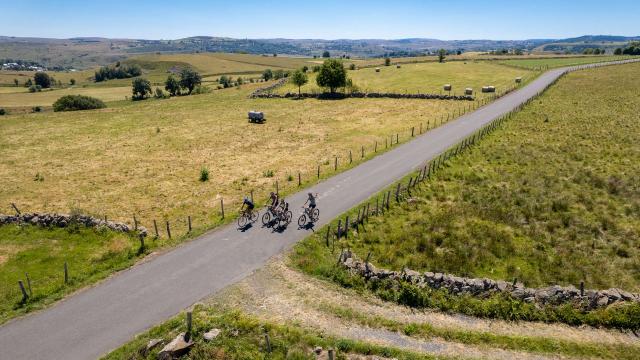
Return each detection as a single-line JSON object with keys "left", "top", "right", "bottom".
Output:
{"left": 241, "top": 196, "right": 255, "bottom": 213}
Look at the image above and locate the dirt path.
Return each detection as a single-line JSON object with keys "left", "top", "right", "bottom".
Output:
{"left": 210, "top": 257, "right": 638, "bottom": 359}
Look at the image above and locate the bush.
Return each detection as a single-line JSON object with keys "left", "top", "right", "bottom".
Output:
{"left": 153, "top": 88, "right": 168, "bottom": 99}
{"left": 349, "top": 63, "right": 356, "bottom": 70}
{"left": 384, "top": 57, "right": 391, "bottom": 66}
{"left": 199, "top": 167, "right": 210, "bottom": 182}
{"left": 219, "top": 75, "right": 232, "bottom": 88}
{"left": 53, "top": 95, "right": 107, "bottom": 112}
{"left": 34, "top": 72, "right": 52, "bottom": 88}
{"left": 32, "top": 106, "right": 42, "bottom": 113}
{"left": 179, "top": 68, "right": 202, "bottom": 94}
{"left": 191, "top": 85, "right": 211, "bottom": 94}
{"left": 322, "top": 50, "right": 330, "bottom": 58}
{"left": 70, "top": 79, "right": 76, "bottom": 85}
{"left": 262, "top": 69, "right": 273, "bottom": 81}
{"left": 164, "top": 74, "right": 180, "bottom": 96}
{"left": 131, "top": 78, "right": 152, "bottom": 100}
{"left": 0, "top": 108, "right": 6, "bottom": 116}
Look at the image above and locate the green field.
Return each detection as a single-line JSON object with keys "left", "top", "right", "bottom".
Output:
{"left": 306, "top": 62, "right": 640, "bottom": 292}
{"left": 0, "top": 86, "right": 131, "bottom": 107}
{"left": 277, "top": 61, "right": 533, "bottom": 96}
{"left": 500, "top": 55, "right": 637, "bottom": 69}
{"left": 0, "top": 224, "right": 144, "bottom": 323}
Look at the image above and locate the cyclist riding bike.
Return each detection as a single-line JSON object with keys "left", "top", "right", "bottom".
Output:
{"left": 268, "top": 192, "right": 279, "bottom": 213}
{"left": 303, "top": 192, "right": 317, "bottom": 214}
{"left": 240, "top": 196, "right": 255, "bottom": 215}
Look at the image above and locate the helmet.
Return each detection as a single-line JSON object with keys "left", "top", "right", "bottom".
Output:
{"left": 270, "top": 192, "right": 275, "bottom": 196}
{"left": 244, "top": 196, "right": 249, "bottom": 201}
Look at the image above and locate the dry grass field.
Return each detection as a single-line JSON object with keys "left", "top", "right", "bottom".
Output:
{"left": 277, "top": 61, "right": 534, "bottom": 96}
{"left": 0, "top": 86, "right": 131, "bottom": 107}
{"left": 0, "top": 82, "right": 464, "bottom": 232}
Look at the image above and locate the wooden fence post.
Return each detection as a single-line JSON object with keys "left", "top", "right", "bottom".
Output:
{"left": 25, "top": 272, "right": 32, "bottom": 297}
{"left": 349, "top": 150, "right": 352, "bottom": 163}
{"left": 133, "top": 215, "right": 138, "bottom": 231}
{"left": 361, "top": 145, "right": 364, "bottom": 159}
{"left": 396, "top": 133, "right": 399, "bottom": 144}
{"left": 334, "top": 156, "right": 338, "bottom": 171}
{"left": 153, "top": 219, "right": 159, "bottom": 238}
{"left": 186, "top": 311, "right": 193, "bottom": 341}
{"left": 395, "top": 183, "right": 401, "bottom": 202}
{"left": 264, "top": 332, "right": 271, "bottom": 353}
{"left": 220, "top": 198, "right": 225, "bottom": 219}
{"left": 419, "top": 123, "right": 422, "bottom": 134}
{"left": 317, "top": 165, "right": 320, "bottom": 179}
{"left": 276, "top": 181, "right": 279, "bottom": 196}
{"left": 580, "top": 281, "right": 584, "bottom": 297}
{"left": 328, "top": 349, "right": 335, "bottom": 360}
{"left": 139, "top": 234, "right": 145, "bottom": 252}
{"left": 411, "top": 127, "right": 414, "bottom": 137}
{"left": 188, "top": 216, "right": 192, "bottom": 233}
{"left": 250, "top": 190, "right": 254, "bottom": 203}
{"left": 344, "top": 216, "right": 349, "bottom": 238}
{"left": 298, "top": 172, "right": 301, "bottom": 186}
{"left": 325, "top": 225, "right": 331, "bottom": 247}
{"left": 19, "top": 280, "right": 28, "bottom": 303}
{"left": 336, "top": 219, "right": 342, "bottom": 239}
{"left": 166, "top": 220, "right": 172, "bottom": 239}
{"left": 64, "top": 262, "right": 69, "bottom": 284}
{"left": 374, "top": 141, "right": 377, "bottom": 152}
{"left": 11, "top": 203, "right": 21, "bottom": 215}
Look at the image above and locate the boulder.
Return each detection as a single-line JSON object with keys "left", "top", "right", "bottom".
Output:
{"left": 203, "top": 328, "right": 221, "bottom": 341}
{"left": 158, "top": 333, "right": 193, "bottom": 359}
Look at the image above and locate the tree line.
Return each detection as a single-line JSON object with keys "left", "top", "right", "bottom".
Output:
{"left": 95, "top": 62, "right": 142, "bottom": 82}
{"left": 614, "top": 42, "right": 640, "bottom": 55}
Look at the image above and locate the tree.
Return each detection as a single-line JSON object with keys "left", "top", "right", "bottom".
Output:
{"left": 316, "top": 59, "right": 347, "bottom": 93}
{"left": 290, "top": 69, "right": 308, "bottom": 97}
{"left": 438, "top": 49, "right": 447, "bottom": 63}
{"left": 302, "top": 65, "right": 309, "bottom": 72}
{"left": 614, "top": 48, "right": 623, "bottom": 55}
{"left": 132, "top": 78, "right": 152, "bottom": 100}
{"left": 70, "top": 79, "right": 76, "bottom": 85}
{"left": 13, "top": 79, "right": 18, "bottom": 87}
{"left": 24, "top": 78, "right": 33, "bottom": 87}
{"left": 164, "top": 74, "right": 180, "bottom": 96}
{"left": 34, "top": 72, "right": 52, "bottom": 88}
{"left": 349, "top": 63, "right": 356, "bottom": 70}
{"left": 384, "top": 57, "right": 391, "bottom": 66}
{"left": 263, "top": 69, "right": 273, "bottom": 81}
{"left": 322, "top": 50, "right": 330, "bottom": 58}
{"left": 273, "top": 69, "right": 287, "bottom": 80}
{"left": 179, "top": 68, "right": 202, "bottom": 95}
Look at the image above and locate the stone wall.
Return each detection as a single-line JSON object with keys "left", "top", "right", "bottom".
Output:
{"left": 249, "top": 78, "right": 288, "bottom": 97}
{"left": 339, "top": 250, "right": 639, "bottom": 310}
{"left": 251, "top": 91, "right": 474, "bottom": 101}
{"left": 0, "top": 213, "right": 148, "bottom": 238}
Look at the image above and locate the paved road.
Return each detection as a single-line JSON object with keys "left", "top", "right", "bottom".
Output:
{"left": 1, "top": 59, "right": 637, "bottom": 360}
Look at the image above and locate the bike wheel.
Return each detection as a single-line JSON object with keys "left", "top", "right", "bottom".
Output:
{"left": 311, "top": 208, "right": 320, "bottom": 222}
{"left": 285, "top": 211, "right": 293, "bottom": 224}
{"left": 261, "top": 212, "right": 271, "bottom": 226}
{"left": 251, "top": 210, "right": 258, "bottom": 222}
{"left": 297, "top": 214, "right": 307, "bottom": 227}
{"left": 237, "top": 214, "right": 248, "bottom": 228}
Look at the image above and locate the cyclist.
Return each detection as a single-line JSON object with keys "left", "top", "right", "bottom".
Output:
{"left": 240, "top": 196, "right": 255, "bottom": 215}
{"left": 268, "top": 192, "right": 279, "bottom": 212}
{"left": 303, "top": 192, "right": 317, "bottom": 214}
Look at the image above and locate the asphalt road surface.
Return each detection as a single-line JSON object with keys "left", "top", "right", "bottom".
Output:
{"left": 1, "top": 59, "right": 637, "bottom": 360}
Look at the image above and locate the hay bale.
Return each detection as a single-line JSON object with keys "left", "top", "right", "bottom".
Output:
{"left": 515, "top": 77, "right": 522, "bottom": 83}
{"left": 465, "top": 88, "right": 473, "bottom": 95}
{"left": 481, "top": 86, "right": 495, "bottom": 93}
{"left": 375, "top": 68, "right": 380, "bottom": 72}
{"left": 248, "top": 111, "right": 264, "bottom": 122}
{"left": 443, "top": 84, "right": 452, "bottom": 91}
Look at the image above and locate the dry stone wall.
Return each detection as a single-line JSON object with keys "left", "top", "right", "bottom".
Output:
{"left": 339, "top": 250, "right": 639, "bottom": 310}
{"left": 0, "top": 213, "right": 148, "bottom": 237}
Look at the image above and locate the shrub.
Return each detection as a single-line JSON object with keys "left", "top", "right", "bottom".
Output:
{"left": 0, "top": 108, "right": 6, "bottom": 116}
{"left": 32, "top": 106, "right": 42, "bottom": 112}
{"left": 53, "top": 95, "right": 107, "bottom": 112}
{"left": 219, "top": 75, "right": 232, "bottom": 88}
{"left": 34, "top": 72, "right": 52, "bottom": 88}
{"left": 131, "top": 78, "right": 152, "bottom": 100}
{"left": 322, "top": 50, "right": 330, "bottom": 58}
{"left": 312, "top": 65, "right": 321, "bottom": 73}
{"left": 153, "top": 88, "right": 168, "bottom": 99}
{"left": 191, "top": 85, "right": 211, "bottom": 94}
{"left": 262, "top": 69, "right": 273, "bottom": 81}
{"left": 438, "top": 49, "right": 447, "bottom": 63}
{"left": 349, "top": 63, "right": 356, "bottom": 70}
{"left": 263, "top": 169, "right": 274, "bottom": 178}
{"left": 301, "top": 65, "right": 309, "bottom": 72}
{"left": 384, "top": 57, "right": 391, "bottom": 66}
{"left": 69, "top": 79, "right": 76, "bottom": 85}
{"left": 164, "top": 74, "right": 180, "bottom": 96}
{"left": 199, "top": 167, "right": 210, "bottom": 182}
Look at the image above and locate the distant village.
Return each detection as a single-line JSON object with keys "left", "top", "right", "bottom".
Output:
{"left": 1, "top": 62, "right": 47, "bottom": 71}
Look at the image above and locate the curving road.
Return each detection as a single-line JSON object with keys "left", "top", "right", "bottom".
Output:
{"left": 0, "top": 59, "right": 637, "bottom": 360}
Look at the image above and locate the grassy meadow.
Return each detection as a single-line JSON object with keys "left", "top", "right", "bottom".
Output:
{"left": 305, "top": 61, "right": 640, "bottom": 292}
{"left": 0, "top": 224, "right": 144, "bottom": 323}
{"left": 277, "top": 61, "right": 534, "bottom": 96}
{"left": 500, "top": 55, "right": 637, "bottom": 69}
{"left": 0, "top": 85, "right": 131, "bottom": 107}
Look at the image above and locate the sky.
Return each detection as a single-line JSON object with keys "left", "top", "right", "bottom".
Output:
{"left": 0, "top": 0, "right": 638, "bottom": 40}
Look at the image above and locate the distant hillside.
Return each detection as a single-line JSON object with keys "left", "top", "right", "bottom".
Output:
{"left": 0, "top": 35, "right": 637, "bottom": 69}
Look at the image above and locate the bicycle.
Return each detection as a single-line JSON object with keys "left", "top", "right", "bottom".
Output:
{"left": 278, "top": 209, "right": 293, "bottom": 227}
{"left": 262, "top": 205, "right": 279, "bottom": 226}
{"left": 297, "top": 206, "right": 320, "bottom": 227}
{"left": 237, "top": 208, "right": 258, "bottom": 228}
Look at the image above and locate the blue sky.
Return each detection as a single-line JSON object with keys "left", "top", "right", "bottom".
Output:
{"left": 0, "top": 0, "right": 638, "bottom": 40}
